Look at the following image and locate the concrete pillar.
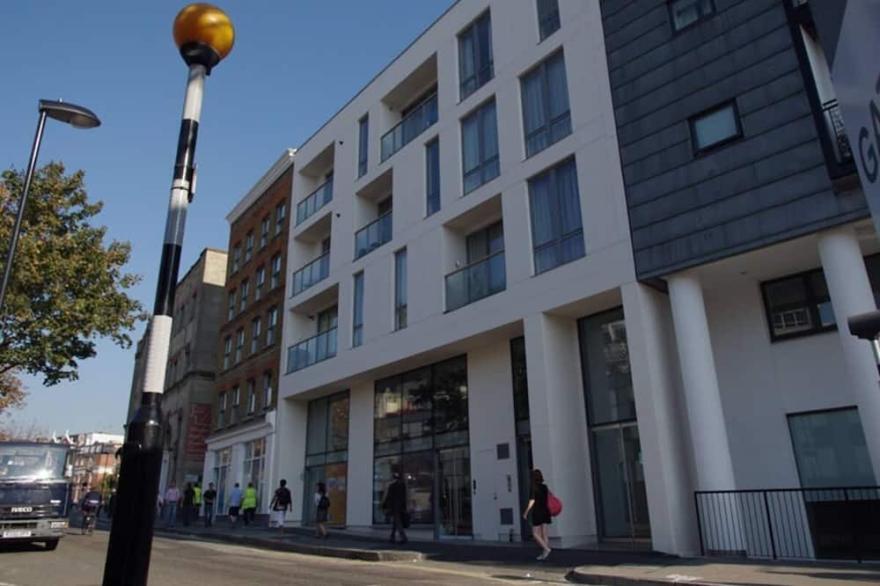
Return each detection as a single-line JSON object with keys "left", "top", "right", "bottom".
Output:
{"left": 818, "top": 227, "right": 880, "bottom": 479}
{"left": 621, "top": 282, "right": 698, "bottom": 556}
{"left": 346, "top": 381, "right": 375, "bottom": 528}
{"left": 523, "top": 312, "right": 596, "bottom": 547}
{"left": 273, "top": 396, "right": 308, "bottom": 525}
{"left": 667, "top": 273, "right": 736, "bottom": 491}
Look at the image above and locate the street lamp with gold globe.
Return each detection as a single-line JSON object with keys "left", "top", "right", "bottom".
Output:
{"left": 103, "top": 6, "right": 234, "bottom": 586}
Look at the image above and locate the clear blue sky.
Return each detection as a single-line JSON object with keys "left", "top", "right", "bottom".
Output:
{"left": 0, "top": 0, "right": 452, "bottom": 436}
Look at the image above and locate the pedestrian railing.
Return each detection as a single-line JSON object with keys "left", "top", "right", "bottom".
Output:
{"left": 380, "top": 92, "right": 438, "bottom": 162}
{"left": 286, "top": 327, "right": 337, "bottom": 373}
{"left": 291, "top": 252, "right": 330, "bottom": 297}
{"left": 296, "top": 177, "right": 333, "bottom": 226}
{"left": 695, "top": 487, "right": 880, "bottom": 563}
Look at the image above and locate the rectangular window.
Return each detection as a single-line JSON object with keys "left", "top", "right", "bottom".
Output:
{"left": 462, "top": 100, "right": 500, "bottom": 194}
{"left": 247, "top": 380, "right": 256, "bottom": 414}
{"left": 217, "top": 392, "right": 226, "bottom": 428}
{"left": 232, "top": 245, "right": 241, "bottom": 273}
{"left": 235, "top": 329, "right": 244, "bottom": 364}
{"left": 358, "top": 114, "right": 369, "bottom": 178}
{"left": 227, "top": 290, "right": 236, "bottom": 321}
{"left": 260, "top": 216, "right": 270, "bottom": 248}
{"left": 394, "top": 249, "right": 407, "bottom": 331}
{"left": 529, "top": 157, "right": 585, "bottom": 274}
{"left": 251, "top": 318, "right": 262, "bottom": 354}
{"left": 275, "top": 202, "right": 287, "bottom": 236}
{"left": 690, "top": 101, "right": 741, "bottom": 153}
{"left": 231, "top": 386, "right": 240, "bottom": 423}
{"left": 262, "top": 372, "right": 273, "bottom": 409}
{"left": 521, "top": 51, "right": 571, "bottom": 157}
{"left": 788, "top": 408, "right": 876, "bottom": 488}
{"left": 266, "top": 307, "right": 278, "bottom": 346}
{"left": 271, "top": 254, "right": 281, "bottom": 289}
{"left": 459, "top": 11, "right": 494, "bottom": 101}
{"left": 255, "top": 266, "right": 265, "bottom": 301}
{"left": 426, "top": 138, "right": 440, "bottom": 216}
{"left": 239, "top": 280, "right": 249, "bottom": 313}
{"left": 222, "top": 336, "right": 232, "bottom": 370}
{"left": 353, "top": 272, "right": 364, "bottom": 347}
{"left": 537, "top": 0, "right": 560, "bottom": 41}
{"left": 670, "top": 0, "right": 715, "bottom": 32}
{"left": 244, "top": 232, "right": 254, "bottom": 262}
{"left": 762, "top": 269, "right": 835, "bottom": 341}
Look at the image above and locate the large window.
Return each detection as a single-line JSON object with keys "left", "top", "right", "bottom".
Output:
{"left": 247, "top": 380, "right": 256, "bottom": 414}
{"left": 222, "top": 336, "right": 232, "bottom": 370}
{"left": 353, "top": 272, "right": 364, "bottom": 347}
{"left": 537, "top": 0, "right": 560, "bottom": 41}
{"left": 232, "top": 245, "right": 241, "bottom": 274}
{"left": 304, "top": 392, "right": 350, "bottom": 526}
{"left": 239, "top": 279, "right": 249, "bottom": 313}
{"left": 426, "top": 139, "right": 440, "bottom": 216}
{"left": 458, "top": 11, "right": 494, "bottom": 101}
{"left": 690, "top": 101, "right": 741, "bottom": 153}
{"left": 528, "top": 157, "right": 585, "bottom": 274}
{"left": 275, "top": 202, "right": 287, "bottom": 237}
{"left": 227, "top": 290, "right": 236, "bottom": 321}
{"left": 358, "top": 115, "right": 369, "bottom": 178}
{"left": 271, "top": 254, "right": 281, "bottom": 289}
{"left": 243, "top": 438, "right": 266, "bottom": 511}
{"left": 521, "top": 51, "right": 571, "bottom": 157}
{"left": 266, "top": 307, "right": 278, "bottom": 346}
{"left": 244, "top": 232, "right": 254, "bottom": 263}
{"left": 788, "top": 408, "right": 876, "bottom": 488}
{"left": 217, "top": 392, "right": 227, "bottom": 428}
{"left": 262, "top": 372, "right": 273, "bottom": 410}
{"left": 394, "top": 249, "right": 407, "bottom": 331}
{"left": 234, "top": 329, "right": 244, "bottom": 364}
{"left": 462, "top": 100, "right": 499, "bottom": 194}
{"left": 762, "top": 268, "right": 835, "bottom": 341}
{"left": 260, "top": 215, "right": 270, "bottom": 249}
{"left": 251, "top": 318, "right": 262, "bottom": 354}
{"left": 255, "top": 266, "right": 265, "bottom": 301}
{"left": 670, "top": 0, "right": 715, "bottom": 32}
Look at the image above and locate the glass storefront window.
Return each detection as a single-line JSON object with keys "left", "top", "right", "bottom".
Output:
{"left": 579, "top": 309, "right": 636, "bottom": 425}
{"left": 305, "top": 391, "right": 350, "bottom": 525}
{"left": 243, "top": 438, "right": 266, "bottom": 511}
{"left": 375, "top": 379, "right": 402, "bottom": 444}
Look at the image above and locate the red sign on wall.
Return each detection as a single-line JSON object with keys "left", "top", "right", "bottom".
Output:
{"left": 186, "top": 403, "right": 213, "bottom": 458}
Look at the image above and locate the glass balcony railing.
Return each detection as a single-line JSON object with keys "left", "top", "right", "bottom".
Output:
{"left": 291, "top": 252, "right": 330, "bottom": 297}
{"left": 286, "top": 327, "right": 337, "bottom": 373}
{"left": 380, "top": 93, "right": 438, "bottom": 162}
{"left": 296, "top": 178, "right": 333, "bottom": 226}
{"left": 445, "top": 251, "right": 506, "bottom": 312}
{"left": 354, "top": 212, "right": 392, "bottom": 259}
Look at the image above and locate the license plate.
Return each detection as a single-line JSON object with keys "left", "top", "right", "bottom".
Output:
{"left": 2, "top": 529, "right": 32, "bottom": 538}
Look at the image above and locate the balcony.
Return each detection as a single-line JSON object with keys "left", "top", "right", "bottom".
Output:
{"left": 296, "top": 178, "right": 333, "bottom": 226}
{"left": 291, "top": 252, "right": 330, "bottom": 297}
{"left": 821, "top": 99, "right": 855, "bottom": 172}
{"left": 286, "top": 327, "right": 337, "bottom": 373}
{"left": 445, "top": 251, "right": 506, "bottom": 312}
{"left": 380, "top": 93, "right": 438, "bottom": 162}
{"left": 354, "top": 212, "right": 392, "bottom": 259}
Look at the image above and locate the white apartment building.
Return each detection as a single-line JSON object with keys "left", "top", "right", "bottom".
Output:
{"left": 272, "top": 0, "right": 880, "bottom": 560}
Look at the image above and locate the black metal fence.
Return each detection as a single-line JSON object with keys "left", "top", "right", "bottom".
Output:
{"left": 695, "top": 488, "right": 880, "bottom": 562}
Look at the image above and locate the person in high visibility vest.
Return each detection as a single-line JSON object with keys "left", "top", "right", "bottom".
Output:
{"left": 193, "top": 483, "right": 202, "bottom": 521}
{"left": 242, "top": 482, "right": 258, "bottom": 526}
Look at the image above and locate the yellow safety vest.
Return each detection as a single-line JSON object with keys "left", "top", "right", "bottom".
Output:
{"left": 194, "top": 486, "right": 202, "bottom": 505}
{"left": 243, "top": 487, "right": 257, "bottom": 509}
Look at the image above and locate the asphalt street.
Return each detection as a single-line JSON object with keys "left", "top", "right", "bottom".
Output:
{"left": 0, "top": 531, "right": 569, "bottom": 585}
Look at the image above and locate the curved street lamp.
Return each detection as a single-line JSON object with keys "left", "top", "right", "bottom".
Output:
{"left": 0, "top": 99, "right": 101, "bottom": 314}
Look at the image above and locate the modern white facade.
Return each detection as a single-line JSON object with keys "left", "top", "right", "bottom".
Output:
{"left": 270, "top": 0, "right": 880, "bottom": 559}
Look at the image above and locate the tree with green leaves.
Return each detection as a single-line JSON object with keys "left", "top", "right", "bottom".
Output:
{"left": 0, "top": 162, "right": 145, "bottom": 414}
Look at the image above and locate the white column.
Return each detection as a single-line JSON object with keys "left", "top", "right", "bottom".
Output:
{"left": 668, "top": 272, "right": 736, "bottom": 491}
{"left": 346, "top": 382, "right": 375, "bottom": 528}
{"left": 818, "top": 227, "right": 880, "bottom": 478}
{"left": 622, "top": 282, "right": 698, "bottom": 556}
{"left": 274, "top": 396, "right": 308, "bottom": 525}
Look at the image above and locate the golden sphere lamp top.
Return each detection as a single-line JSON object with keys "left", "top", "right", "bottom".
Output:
{"left": 173, "top": 3, "right": 234, "bottom": 73}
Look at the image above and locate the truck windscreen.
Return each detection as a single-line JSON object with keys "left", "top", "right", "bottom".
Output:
{"left": 0, "top": 445, "right": 67, "bottom": 480}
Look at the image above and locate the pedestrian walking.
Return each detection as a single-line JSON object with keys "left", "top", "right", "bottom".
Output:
{"left": 382, "top": 471, "right": 408, "bottom": 544}
{"left": 314, "top": 482, "right": 330, "bottom": 539}
{"left": 193, "top": 482, "right": 202, "bottom": 522}
{"left": 523, "top": 468, "right": 552, "bottom": 561}
{"left": 203, "top": 482, "right": 217, "bottom": 528}
{"left": 242, "top": 482, "right": 258, "bottom": 526}
{"left": 107, "top": 489, "right": 117, "bottom": 520}
{"left": 228, "top": 482, "right": 243, "bottom": 527}
{"left": 269, "top": 479, "right": 292, "bottom": 532}
{"left": 164, "top": 483, "right": 181, "bottom": 527}
{"left": 182, "top": 482, "right": 195, "bottom": 527}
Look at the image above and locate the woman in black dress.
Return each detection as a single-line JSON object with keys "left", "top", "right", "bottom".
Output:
{"left": 522, "top": 468, "right": 552, "bottom": 560}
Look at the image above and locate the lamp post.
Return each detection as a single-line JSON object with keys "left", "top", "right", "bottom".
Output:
{"left": 102, "top": 5, "right": 234, "bottom": 586}
{"left": 0, "top": 100, "right": 100, "bottom": 315}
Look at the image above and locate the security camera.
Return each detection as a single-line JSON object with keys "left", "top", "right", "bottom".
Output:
{"left": 848, "top": 310, "right": 880, "bottom": 340}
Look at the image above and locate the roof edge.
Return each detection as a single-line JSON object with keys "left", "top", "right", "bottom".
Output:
{"left": 226, "top": 148, "right": 296, "bottom": 223}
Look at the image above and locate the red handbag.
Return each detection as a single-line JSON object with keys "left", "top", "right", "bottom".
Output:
{"left": 547, "top": 491, "right": 563, "bottom": 517}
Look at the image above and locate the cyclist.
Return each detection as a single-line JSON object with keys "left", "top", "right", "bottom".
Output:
{"left": 80, "top": 486, "right": 103, "bottom": 535}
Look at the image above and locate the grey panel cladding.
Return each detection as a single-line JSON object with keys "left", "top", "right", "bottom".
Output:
{"left": 599, "top": 0, "right": 869, "bottom": 279}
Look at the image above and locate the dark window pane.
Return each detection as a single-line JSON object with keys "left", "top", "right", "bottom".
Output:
{"left": 579, "top": 309, "right": 636, "bottom": 426}
{"left": 510, "top": 337, "right": 530, "bottom": 423}
{"left": 433, "top": 357, "right": 468, "bottom": 435}
{"left": 401, "top": 368, "right": 432, "bottom": 440}
{"left": 307, "top": 398, "right": 328, "bottom": 456}
{"left": 328, "top": 395, "right": 350, "bottom": 452}
{"left": 426, "top": 139, "right": 441, "bottom": 215}
{"left": 671, "top": 0, "right": 715, "bottom": 31}
{"left": 537, "top": 0, "right": 560, "bottom": 40}
{"left": 373, "top": 455, "right": 401, "bottom": 523}
{"left": 788, "top": 408, "right": 876, "bottom": 488}
{"left": 529, "top": 158, "right": 584, "bottom": 273}
{"left": 692, "top": 103, "right": 739, "bottom": 151}
{"left": 375, "top": 377, "right": 402, "bottom": 444}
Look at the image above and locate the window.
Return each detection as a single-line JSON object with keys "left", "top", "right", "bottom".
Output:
{"left": 394, "top": 249, "right": 407, "bottom": 330}
{"left": 247, "top": 380, "right": 256, "bottom": 414}
{"left": 317, "top": 306, "right": 338, "bottom": 334}
{"left": 462, "top": 100, "right": 500, "bottom": 194}
{"left": 670, "top": 0, "right": 715, "bottom": 31}
{"left": 262, "top": 372, "right": 273, "bottom": 409}
{"left": 235, "top": 329, "right": 244, "bottom": 363}
{"left": 788, "top": 408, "right": 876, "bottom": 488}
{"left": 232, "top": 245, "right": 241, "bottom": 273}
{"left": 690, "top": 102, "right": 741, "bottom": 153}
{"left": 217, "top": 392, "right": 227, "bottom": 428}
{"left": 239, "top": 280, "right": 249, "bottom": 313}
{"left": 358, "top": 115, "right": 369, "bottom": 178}
{"left": 305, "top": 392, "right": 350, "bottom": 525}
{"left": 426, "top": 139, "right": 440, "bottom": 216}
{"left": 521, "top": 51, "right": 571, "bottom": 157}
{"left": 255, "top": 266, "right": 265, "bottom": 301}
{"left": 459, "top": 11, "right": 494, "bottom": 101}
{"left": 231, "top": 385, "right": 241, "bottom": 423}
{"left": 353, "top": 272, "right": 364, "bottom": 347}
{"left": 227, "top": 290, "right": 236, "bottom": 321}
{"left": 260, "top": 216, "right": 270, "bottom": 248}
{"left": 222, "top": 336, "right": 232, "bottom": 370}
{"left": 251, "top": 318, "right": 262, "bottom": 354}
{"left": 242, "top": 438, "right": 266, "bottom": 510}
{"left": 275, "top": 202, "right": 287, "bottom": 236}
{"left": 244, "top": 232, "right": 254, "bottom": 262}
{"left": 762, "top": 268, "right": 835, "bottom": 341}
{"left": 271, "top": 254, "right": 281, "bottom": 289}
{"left": 266, "top": 307, "right": 278, "bottom": 346}
{"left": 529, "top": 157, "right": 585, "bottom": 274}
{"left": 537, "top": 0, "right": 560, "bottom": 41}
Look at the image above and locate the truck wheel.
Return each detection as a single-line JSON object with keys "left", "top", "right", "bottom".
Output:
{"left": 44, "top": 539, "right": 59, "bottom": 551}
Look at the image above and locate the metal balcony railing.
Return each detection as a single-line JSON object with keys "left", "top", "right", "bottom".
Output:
{"left": 354, "top": 212, "right": 392, "bottom": 259}
{"left": 445, "top": 251, "right": 506, "bottom": 312}
{"left": 821, "top": 100, "right": 854, "bottom": 168}
{"left": 380, "top": 93, "right": 438, "bottom": 162}
{"left": 291, "top": 252, "right": 330, "bottom": 297}
{"left": 286, "top": 327, "right": 337, "bottom": 373}
{"left": 296, "top": 178, "right": 333, "bottom": 226}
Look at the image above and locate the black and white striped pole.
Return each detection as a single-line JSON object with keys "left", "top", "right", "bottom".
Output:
{"left": 104, "top": 5, "right": 234, "bottom": 586}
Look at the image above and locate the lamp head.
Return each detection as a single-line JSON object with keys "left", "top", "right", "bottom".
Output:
{"left": 173, "top": 3, "right": 235, "bottom": 73}
{"left": 39, "top": 100, "right": 101, "bottom": 129}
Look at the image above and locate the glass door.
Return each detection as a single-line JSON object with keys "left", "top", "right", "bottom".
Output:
{"left": 437, "top": 446, "right": 472, "bottom": 536}
{"left": 592, "top": 423, "right": 650, "bottom": 539}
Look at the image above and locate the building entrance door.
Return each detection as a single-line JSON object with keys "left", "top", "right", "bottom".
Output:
{"left": 436, "top": 446, "right": 472, "bottom": 537}
{"left": 592, "top": 422, "right": 651, "bottom": 540}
